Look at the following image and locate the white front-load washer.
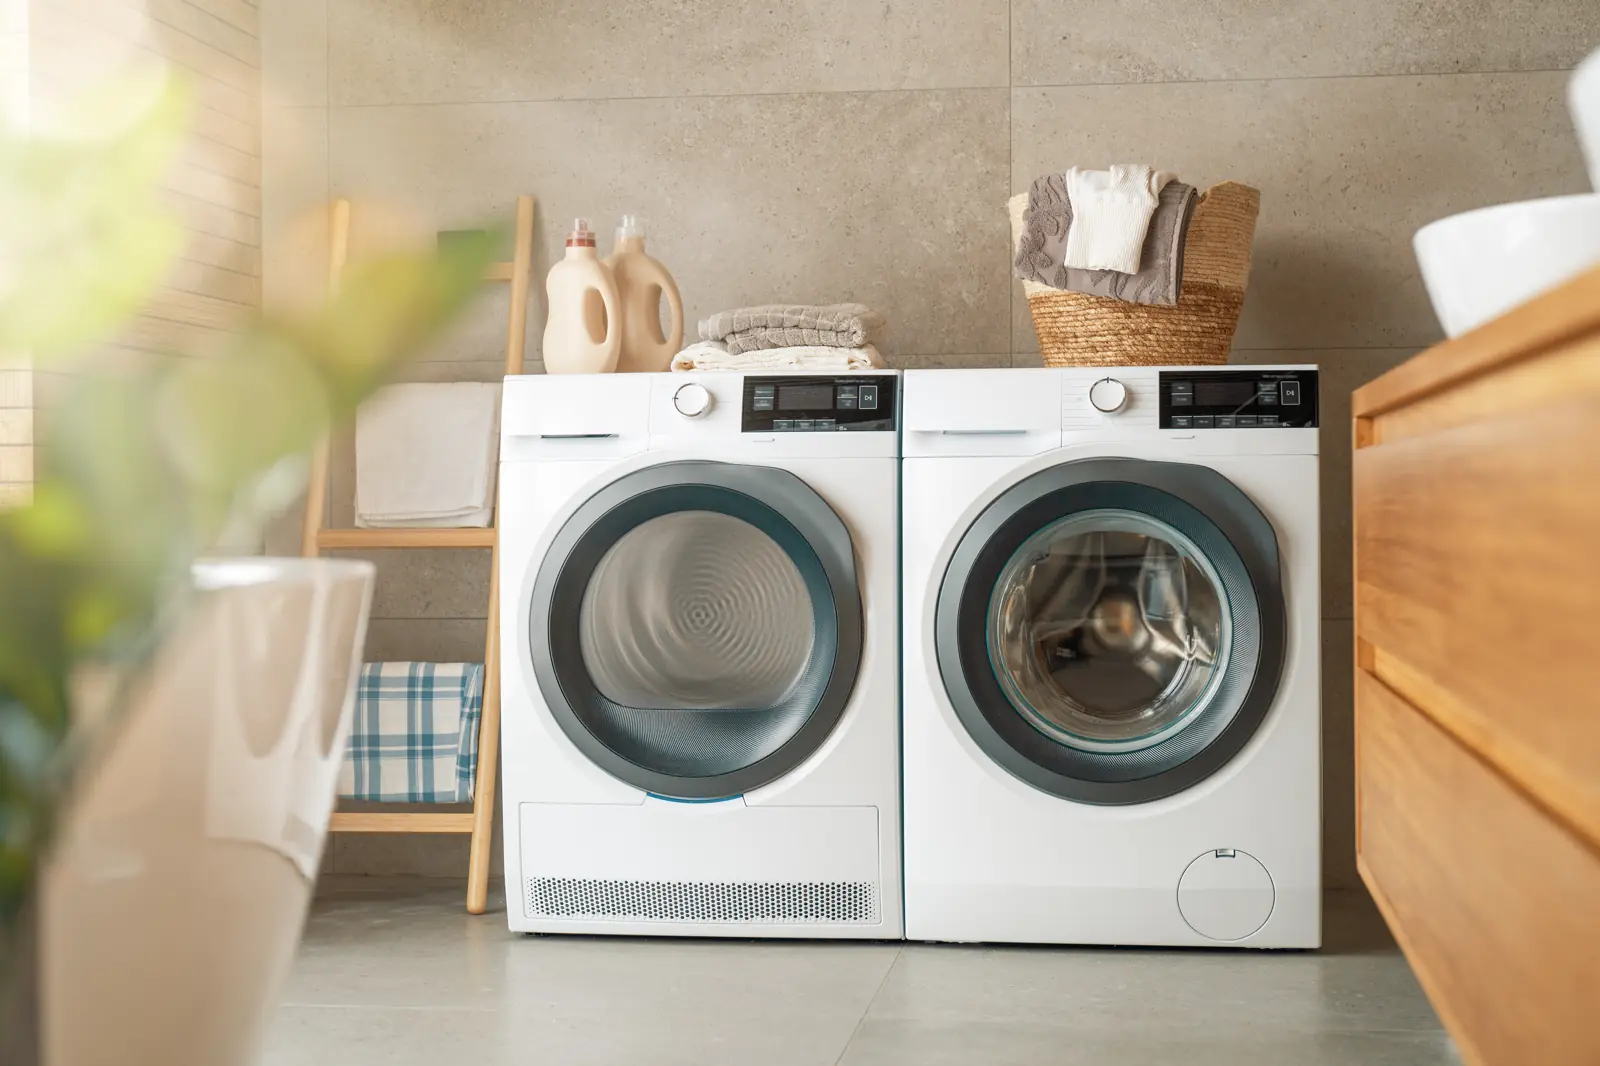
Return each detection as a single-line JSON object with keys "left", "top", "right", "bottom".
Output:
{"left": 499, "top": 371, "right": 902, "bottom": 938}
{"left": 901, "top": 365, "right": 1321, "bottom": 948}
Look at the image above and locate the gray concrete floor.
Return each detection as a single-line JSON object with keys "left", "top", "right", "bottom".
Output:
{"left": 262, "top": 879, "right": 1458, "bottom": 1065}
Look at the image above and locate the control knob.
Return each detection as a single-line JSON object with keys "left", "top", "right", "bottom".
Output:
{"left": 1089, "top": 377, "right": 1129, "bottom": 414}
{"left": 673, "top": 382, "right": 713, "bottom": 418}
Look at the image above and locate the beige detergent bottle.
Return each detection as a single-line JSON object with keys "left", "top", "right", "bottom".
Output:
{"left": 542, "top": 218, "right": 621, "bottom": 374}
{"left": 603, "top": 214, "right": 684, "bottom": 372}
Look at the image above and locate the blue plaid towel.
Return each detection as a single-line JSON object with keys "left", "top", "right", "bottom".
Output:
{"left": 339, "top": 662, "right": 484, "bottom": 803}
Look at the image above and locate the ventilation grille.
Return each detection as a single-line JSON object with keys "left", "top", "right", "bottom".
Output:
{"left": 525, "top": 876, "right": 879, "bottom": 924}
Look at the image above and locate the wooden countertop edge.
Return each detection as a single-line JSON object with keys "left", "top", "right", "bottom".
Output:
{"left": 1353, "top": 265, "right": 1600, "bottom": 420}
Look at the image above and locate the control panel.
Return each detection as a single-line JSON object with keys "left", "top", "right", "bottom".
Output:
{"left": 1158, "top": 368, "right": 1318, "bottom": 429}
{"left": 740, "top": 374, "right": 899, "bottom": 433}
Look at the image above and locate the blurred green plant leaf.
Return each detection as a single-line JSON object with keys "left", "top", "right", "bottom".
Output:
{"left": 0, "top": 69, "right": 498, "bottom": 953}
{"left": 0, "top": 69, "right": 187, "bottom": 362}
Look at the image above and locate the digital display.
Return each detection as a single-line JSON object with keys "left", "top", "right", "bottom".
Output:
{"left": 778, "top": 383, "right": 834, "bottom": 411}
{"left": 1159, "top": 370, "right": 1316, "bottom": 429}
{"left": 1194, "top": 381, "right": 1255, "bottom": 407}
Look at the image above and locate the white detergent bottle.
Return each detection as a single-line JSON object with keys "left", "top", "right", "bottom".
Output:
{"left": 604, "top": 214, "right": 684, "bottom": 372}
{"left": 542, "top": 218, "right": 621, "bottom": 374}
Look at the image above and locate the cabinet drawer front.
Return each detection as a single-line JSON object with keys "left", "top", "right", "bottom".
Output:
{"left": 1357, "top": 670, "right": 1600, "bottom": 1066}
{"left": 1354, "top": 353, "right": 1600, "bottom": 846}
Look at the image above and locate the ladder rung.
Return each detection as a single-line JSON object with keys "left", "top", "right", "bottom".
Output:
{"left": 330, "top": 812, "right": 475, "bottom": 834}
{"left": 483, "top": 261, "right": 516, "bottom": 281}
{"left": 318, "top": 528, "right": 496, "bottom": 549}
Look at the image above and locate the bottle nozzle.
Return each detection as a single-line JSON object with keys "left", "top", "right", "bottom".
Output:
{"left": 567, "top": 218, "right": 596, "bottom": 248}
{"left": 617, "top": 213, "right": 645, "bottom": 241}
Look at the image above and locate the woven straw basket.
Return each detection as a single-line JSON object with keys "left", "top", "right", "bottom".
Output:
{"left": 1008, "top": 181, "right": 1261, "bottom": 367}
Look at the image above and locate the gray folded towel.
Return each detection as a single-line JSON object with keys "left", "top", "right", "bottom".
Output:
{"left": 699, "top": 303, "right": 886, "bottom": 354}
{"left": 1014, "top": 174, "right": 1198, "bottom": 307}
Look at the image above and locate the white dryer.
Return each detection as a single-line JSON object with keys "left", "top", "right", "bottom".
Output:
{"left": 499, "top": 371, "right": 902, "bottom": 939}
{"left": 901, "top": 366, "right": 1320, "bottom": 948}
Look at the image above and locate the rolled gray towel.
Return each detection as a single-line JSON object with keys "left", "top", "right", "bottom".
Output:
{"left": 699, "top": 303, "right": 886, "bottom": 354}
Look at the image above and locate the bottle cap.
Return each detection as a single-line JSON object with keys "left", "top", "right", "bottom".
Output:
{"left": 617, "top": 213, "right": 645, "bottom": 240}
{"left": 567, "top": 218, "right": 596, "bottom": 248}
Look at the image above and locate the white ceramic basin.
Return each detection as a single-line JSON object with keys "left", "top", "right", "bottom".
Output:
{"left": 42, "top": 558, "right": 374, "bottom": 1066}
{"left": 1413, "top": 194, "right": 1600, "bottom": 338}
{"left": 1572, "top": 47, "right": 1600, "bottom": 190}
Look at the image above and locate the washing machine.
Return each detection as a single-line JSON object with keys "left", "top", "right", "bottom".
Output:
{"left": 499, "top": 371, "right": 902, "bottom": 938}
{"left": 901, "top": 365, "right": 1320, "bottom": 948}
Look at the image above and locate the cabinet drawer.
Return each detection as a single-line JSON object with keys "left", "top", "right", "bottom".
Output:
{"left": 1354, "top": 334, "right": 1600, "bottom": 846}
{"left": 1357, "top": 669, "right": 1600, "bottom": 1066}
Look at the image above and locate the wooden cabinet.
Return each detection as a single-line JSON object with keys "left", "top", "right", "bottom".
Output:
{"left": 1353, "top": 268, "right": 1600, "bottom": 1066}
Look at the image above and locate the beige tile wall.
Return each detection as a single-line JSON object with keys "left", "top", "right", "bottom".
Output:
{"left": 0, "top": 360, "right": 30, "bottom": 508}
{"left": 10, "top": 0, "right": 262, "bottom": 504}
{"left": 1, "top": 5, "right": 24, "bottom": 508}
{"left": 260, "top": 0, "right": 1596, "bottom": 885}
{"left": 33, "top": 0, "right": 262, "bottom": 357}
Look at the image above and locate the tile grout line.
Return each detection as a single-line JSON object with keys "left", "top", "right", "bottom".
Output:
{"left": 1014, "top": 64, "right": 1578, "bottom": 91}
{"left": 324, "top": 0, "right": 333, "bottom": 205}
{"left": 277, "top": 1001, "right": 498, "bottom": 1014}
{"left": 831, "top": 945, "right": 904, "bottom": 1066}
{"left": 324, "top": 84, "right": 1010, "bottom": 111}
{"left": 1006, "top": 0, "right": 1015, "bottom": 364}
{"left": 364, "top": 616, "right": 490, "bottom": 622}
{"left": 315, "top": 61, "right": 1575, "bottom": 112}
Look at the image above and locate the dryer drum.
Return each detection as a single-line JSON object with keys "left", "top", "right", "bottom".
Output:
{"left": 579, "top": 510, "right": 816, "bottom": 713}
{"left": 936, "top": 459, "right": 1286, "bottom": 805}
{"left": 530, "top": 461, "right": 864, "bottom": 800}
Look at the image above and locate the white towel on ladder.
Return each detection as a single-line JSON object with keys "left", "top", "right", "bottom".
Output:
{"left": 355, "top": 382, "right": 501, "bottom": 528}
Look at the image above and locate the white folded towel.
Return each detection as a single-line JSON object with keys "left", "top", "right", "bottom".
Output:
{"left": 671, "top": 340, "right": 884, "bottom": 372}
{"left": 1063, "top": 164, "right": 1177, "bottom": 273}
{"left": 355, "top": 382, "right": 501, "bottom": 528}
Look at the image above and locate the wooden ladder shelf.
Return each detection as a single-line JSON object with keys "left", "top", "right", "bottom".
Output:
{"left": 303, "top": 195, "right": 535, "bottom": 914}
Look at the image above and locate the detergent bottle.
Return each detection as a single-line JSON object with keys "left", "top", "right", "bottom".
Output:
{"left": 542, "top": 218, "right": 621, "bottom": 374}
{"left": 603, "top": 214, "right": 684, "bottom": 372}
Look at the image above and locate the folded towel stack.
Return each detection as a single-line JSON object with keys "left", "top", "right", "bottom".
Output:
{"left": 701, "top": 303, "right": 885, "bottom": 353}
{"left": 676, "top": 303, "right": 887, "bottom": 371}
{"left": 672, "top": 340, "right": 883, "bottom": 372}
{"left": 355, "top": 382, "right": 501, "bottom": 528}
{"left": 1014, "top": 165, "right": 1198, "bottom": 307}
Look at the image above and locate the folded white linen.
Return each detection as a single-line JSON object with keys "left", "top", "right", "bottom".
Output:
{"left": 670, "top": 340, "right": 884, "bottom": 372}
{"left": 355, "top": 382, "right": 501, "bottom": 528}
{"left": 1063, "top": 164, "right": 1178, "bottom": 273}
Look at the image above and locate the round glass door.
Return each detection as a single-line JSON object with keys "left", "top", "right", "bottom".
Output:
{"left": 935, "top": 458, "right": 1286, "bottom": 805}
{"left": 987, "top": 510, "right": 1230, "bottom": 753}
{"left": 530, "top": 461, "right": 863, "bottom": 799}
{"left": 579, "top": 511, "right": 816, "bottom": 711}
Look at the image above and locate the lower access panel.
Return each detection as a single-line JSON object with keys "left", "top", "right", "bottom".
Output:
{"left": 519, "top": 802, "right": 883, "bottom": 926}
